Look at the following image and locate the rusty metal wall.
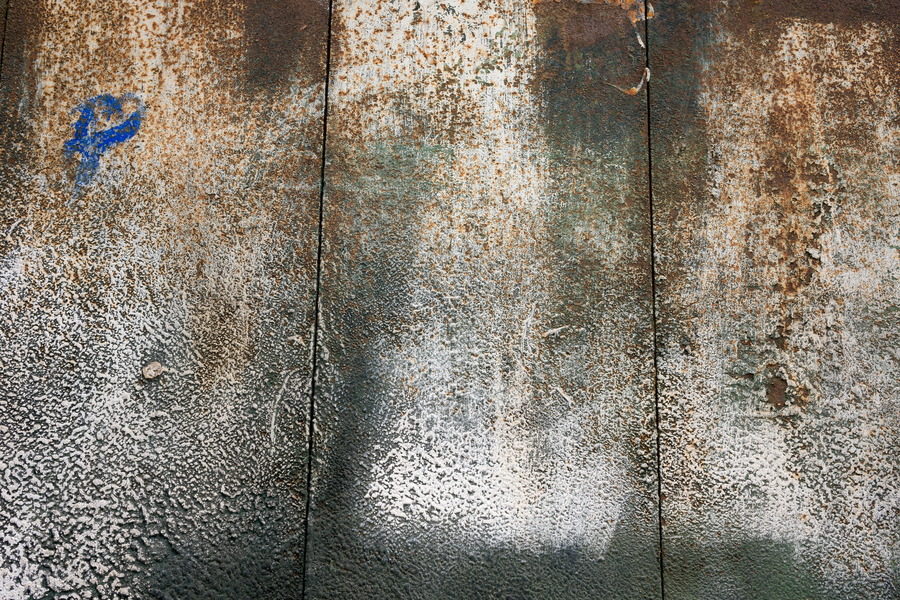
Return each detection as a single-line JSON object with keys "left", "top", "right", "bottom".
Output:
{"left": 1, "top": 1, "right": 898, "bottom": 599}
{"left": 651, "top": 1, "right": 900, "bottom": 598}
{"left": 0, "top": 1, "right": 328, "bottom": 597}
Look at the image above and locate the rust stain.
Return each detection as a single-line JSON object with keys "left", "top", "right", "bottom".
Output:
{"left": 765, "top": 375, "right": 787, "bottom": 409}
{"left": 244, "top": 0, "right": 329, "bottom": 88}
{"left": 736, "top": 0, "right": 900, "bottom": 31}
{"left": 608, "top": 65, "right": 649, "bottom": 95}
{"left": 534, "top": 0, "right": 649, "bottom": 53}
{"left": 653, "top": 1, "right": 900, "bottom": 596}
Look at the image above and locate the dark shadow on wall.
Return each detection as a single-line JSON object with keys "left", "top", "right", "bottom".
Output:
{"left": 665, "top": 537, "right": 833, "bottom": 600}
{"left": 307, "top": 521, "right": 661, "bottom": 599}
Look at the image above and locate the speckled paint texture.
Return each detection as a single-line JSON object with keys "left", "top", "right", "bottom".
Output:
{"left": 0, "top": 1, "right": 328, "bottom": 597}
{"left": 651, "top": 1, "right": 900, "bottom": 598}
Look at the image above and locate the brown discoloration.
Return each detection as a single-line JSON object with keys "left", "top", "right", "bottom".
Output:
{"left": 794, "top": 385, "right": 810, "bottom": 407}
{"left": 653, "top": 1, "right": 900, "bottom": 596}
{"left": 245, "top": 0, "right": 329, "bottom": 88}
{"left": 531, "top": 0, "right": 647, "bottom": 96}
{"left": 0, "top": 0, "right": 43, "bottom": 167}
{"left": 533, "top": 0, "right": 637, "bottom": 53}
{"left": 530, "top": 0, "right": 647, "bottom": 148}
{"left": 189, "top": 294, "right": 257, "bottom": 386}
{"left": 0, "top": 0, "right": 8, "bottom": 74}
{"left": 759, "top": 71, "right": 833, "bottom": 298}
{"left": 766, "top": 376, "right": 788, "bottom": 409}
{"left": 735, "top": 0, "right": 900, "bottom": 31}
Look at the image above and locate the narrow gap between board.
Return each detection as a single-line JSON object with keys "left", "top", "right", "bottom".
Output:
{"left": 643, "top": 1, "right": 667, "bottom": 598}
{"left": 300, "top": 0, "right": 335, "bottom": 597}
{"left": 0, "top": 0, "right": 12, "bottom": 85}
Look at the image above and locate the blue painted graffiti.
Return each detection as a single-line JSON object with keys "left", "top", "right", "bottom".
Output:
{"left": 64, "top": 93, "right": 145, "bottom": 193}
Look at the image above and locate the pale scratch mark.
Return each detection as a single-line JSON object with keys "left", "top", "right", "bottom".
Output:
{"left": 5, "top": 219, "right": 23, "bottom": 243}
{"left": 521, "top": 304, "right": 536, "bottom": 356}
{"left": 542, "top": 325, "right": 569, "bottom": 337}
{"left": 553, "top": 386, "right": 574, "bottom": 404}
{"left": 270, "top": 369, "right": 300, "bottom": 448}
{"left": 739, "top": 406, "right": 804, "bottom": 418}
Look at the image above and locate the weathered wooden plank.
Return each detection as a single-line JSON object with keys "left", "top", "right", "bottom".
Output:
{"left": 308, "top": 1, "right": 660, "bottom": 597}
{"left": 650, "top": 1, "right": 900, "bottom": 598}
{"left": 0, "top": 1, "right": 328, "bottom": 597}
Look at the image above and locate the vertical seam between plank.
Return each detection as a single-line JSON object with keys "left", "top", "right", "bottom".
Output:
{"left": 301, "top": 0, "right": 335, "bottom": 597}
{"left": 643, "top": 2, "right": 667, "bottom": 599}
{"left": 0, "top": 0, "right": 12, "bottom": 85}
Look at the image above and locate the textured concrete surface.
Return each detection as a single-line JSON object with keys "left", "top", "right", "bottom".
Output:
{"left": 0, "top": 1, "right": 328, "bottom": 597}
{"left": 305, "top": 0, "right": 662, "bottom": 598}
{"left": 651, "top": 1, "right": 900, "bottom": 598}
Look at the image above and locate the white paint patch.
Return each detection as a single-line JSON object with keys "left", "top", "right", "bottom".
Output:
{"left": 364, "top": 334, "right": 630, "bottom": 556}
{"left": 331, "top": 0, "right": 647, "bottom": 558}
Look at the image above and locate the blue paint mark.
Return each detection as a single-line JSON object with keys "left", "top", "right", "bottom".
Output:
{"left": 64, "top": 93, "right": 145, "bottom": 194}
